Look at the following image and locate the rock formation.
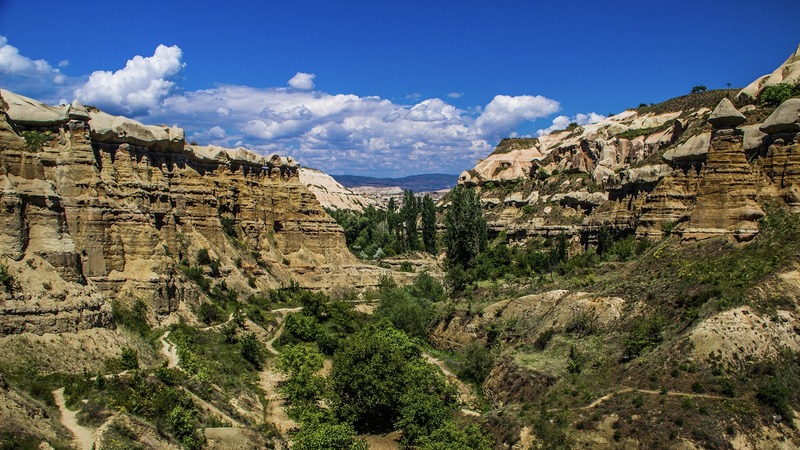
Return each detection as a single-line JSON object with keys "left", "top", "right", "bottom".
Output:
{"left": 0, "top": 89, "right": 382, "bottom": 336}
{"left": 298, "top": 167, "right": 378, "bottom": 212}
{"left": 456, "top": 45, "right": 800, "bottom": 247}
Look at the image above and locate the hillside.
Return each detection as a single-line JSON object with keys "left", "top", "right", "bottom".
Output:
{"left": 332, "top": 173, "right": 458, "bottom": 192}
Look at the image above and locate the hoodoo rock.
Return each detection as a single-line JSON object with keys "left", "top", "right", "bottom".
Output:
{"left": 0, "top": 89, "right": 383, "bottom": 336}
{"left": 760, "top": 98, "right": 800, "bottom": 134}
{"left": 707, "top": 98, "right": 746, "bottom": 129}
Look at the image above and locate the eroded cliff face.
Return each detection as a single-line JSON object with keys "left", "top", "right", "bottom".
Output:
{"left": 0, "top": 89, "right": 381, "bottom": 335}
{"left": 458, "top": 65, "right": 800, "bottom": 247}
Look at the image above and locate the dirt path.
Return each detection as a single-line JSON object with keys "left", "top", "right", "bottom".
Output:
{"left": 265, "top": 307, "right": 302, "bottom": 355}
{"left": 422, "top": 353, "right": 480, "bottom": 415}
{"left": 53, "top": 387, "right": 95, "bottom": 450}
{"left": 183, "top": 389, "right": 242, "bottom": 427}
{"left": 579, "top": 387, "right": 727, "bottom": 411}
{"left": 159, "top": 331, "right": 179, "bottom": 368}
{"left": 259, "top": 307, "right": 303, "bottom": 441}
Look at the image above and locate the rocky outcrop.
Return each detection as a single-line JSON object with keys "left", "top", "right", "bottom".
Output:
{"left": 0, "top": 90, "right": 382, "bottom": 335}
{"left": 738, "top": 44, "right": 800, "bottom": 100}
{"left": 458, "top": 45, "right": 800, "bottom": 246}
{"left": 298, "top": 168, "right": 378, "bottom": 212}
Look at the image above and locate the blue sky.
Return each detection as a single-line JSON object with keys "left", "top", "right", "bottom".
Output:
{"left": 1, "top": 0, "right": 799, "bottom": 177}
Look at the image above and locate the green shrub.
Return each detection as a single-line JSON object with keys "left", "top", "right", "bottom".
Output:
{"left": 759, "top": 82, "right": 800, "bottom": 106}
{"left": 196, "top": 248, "right": 211, "bottom": 265}
{"left": 458, "top": 341, "right": 495, "bottom": 383}
{"left": 20, "top": 130, "right": 53, "bottom": 151}
{"left": 622, "top": 313, "right": 665, "bottom": 361}
{"left": 120, "top": 348, "right": 139, "bottom": 370}
{"left": 112, "top": 298, "right": 150, "bottom": 336}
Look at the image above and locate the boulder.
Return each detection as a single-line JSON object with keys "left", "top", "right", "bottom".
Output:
{"left": 663, "top": 132, "right": 710, "bottom": 163}
{"left": 708, "top": 98, "right": 745, "bottom": 129}
{"left": 2, "top": 89, "right": 68, "bottom": 125}
{"left": 760, "top": 98, "right": 800, "bottom": 134}
{"left": 741, "top": 124, "right": 767, "bottom": 152}
{"left": 68, "top": 100, "right": 90, "bottom": 121}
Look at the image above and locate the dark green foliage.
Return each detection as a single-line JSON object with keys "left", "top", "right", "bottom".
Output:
{"left": 120, "top": 347, "right": 139, "bottom": 370}
{"left": 182, "top": 265, "right": 211, "bottom": 292}
{"left": 376, "top": 284, "right": 434, "bottom": 339}
{"left": 328, "top": 205, "right": 404, "bottom": 258}
{"left": 444, "top": 186, "right": 487, "bottom": 270}
{"left": 111, "top": 298, "right": 150, "bottom": 336}
{"left": 691, "top": 85, "right": 707, "bottom": 94}
{"left": 567, "top": 345, "right": 585, "bottom": 374}
{"left": 197, "top": 302, "right": 224, "bottom": 325}
{"left": 752, "top": 352, "right": 800, "bottom": 421}
{"left": 196, "top": 248, "right": 212, "bottom": 266}
{"left": 239, "top": 332, "right": 264, "bottom": 369}
{"left": 20, "top": 130, "right": 53, "bottom": 151}
{"left": 458, "top": 341, "right": 495, "bottom": 384}
{"left": 401, "top": 189, "right": 420, "bottom": 251}
{"left": 622, "top": 312, "right": 665, "bottom": 361}
{"left": 329, "top": 321, "right": 453, "bottom": 433}
{"left": 759, "top": 82, "right": 800, "bottom": 106}
{"left": 528, "top": 409, "right": 573, "bottom": 450}
{"left": 292, "top": 422, "right": 369, "bottom": 450}
{"left": 416, "top": 420, "right": 494, "bottom": 450}
{"left": 533, "top": 328, "right": 555, "bottom": 350}
{"left": 409, "top": 271, "right": 446, "bottom": 303}
{"left": 596, "top": 223, "right": 613, "bottom": 255}
{"left": 219, "top": 217, "right": 238, "bottom": 237}
{"left": 276, "top": 344, "right": 326, "bottom": 416}
{"left": 421, "top": 194, "right": 437, "bottom": 254}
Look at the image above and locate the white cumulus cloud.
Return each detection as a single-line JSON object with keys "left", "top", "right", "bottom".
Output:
{"left": 0, "top": 35, "right": 70, "bottom": 99}
{"left": 447, "top": 92, "right": 463, "bottom": 99}
{"left": 288, "top": 72, "right": 315, "bottom": 90}
{"left": 474, "top": 95, "right": 561, "bottom": 136}
{"left": 1, "top": 39, "right": 575, "bottom": 176}
{"left": 535, "top": 111, "right": 605, "bottom": 136}
{"left": 74, "top": 44, "right": 184, "bottom": 115}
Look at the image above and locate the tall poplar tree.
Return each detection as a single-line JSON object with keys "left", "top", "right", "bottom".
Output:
{"left": 421, "top": 194, "right": 437, "bottom": 254}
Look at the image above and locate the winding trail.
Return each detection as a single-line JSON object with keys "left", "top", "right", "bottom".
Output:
{"left": 53, "top": 387, "right": 95, "bottom": 450}
{"left": 259, "top": 307, "right": 303, "bottom": 441}
{"left": 265, "top": 307, "right": 303, "bottom": 355}
{"left": 577, "top": 387, "right": 728, "bottom": 411}
{"left": 159, "top": 331, "right": 179, "bottom": 368}
{"left": 423, "top": 353, "right": 481, "bottom": 416}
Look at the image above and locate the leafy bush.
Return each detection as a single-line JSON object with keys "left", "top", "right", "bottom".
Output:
{"left": 20, "top": 130, "right": 53, "bottom": 151}
{"left": 112, "top": 298, "right": 150, "bottom": 336}
{"left": 120, "top": 347, "right": 139, "bottom": 370}
{"left": 0, "top": 264, "right": 17, "bottom": 293}
{"left": 239, "top": 332, "right": 264, "bottom": 369}
{"left": 458, "top": 341, "right": 495, "bottom": 384}
{"left": 622, "top": 313, "right": 665, "bottom": 361}
{"left": 196, "top": 248, "right": 212, "bottom": 266}
{"left": 759, "top": 82, "right": 800, "bottom": 106}
{"left": 691, "top": 85, "right": 707, "bottom": 94}
{"left": 292, "top": 422, "right": 368, "bottom": 450}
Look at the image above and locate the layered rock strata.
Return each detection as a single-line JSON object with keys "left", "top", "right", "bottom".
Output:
{"left": 0, "top": 90, "right": 379, "bottom": 335}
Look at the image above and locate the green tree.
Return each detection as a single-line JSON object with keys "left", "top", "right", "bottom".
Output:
{"left": 416, "top": 420, "right": 494, "bottom": 450}
{"left": 329, "top": 321, "right": 451, "bottom": 433}
{"left": 421, "top": 194, "right": 437, "bottom": 254}
{"left": 120, "top": 347, "right": 139, "bottom": 370}
{"left": 239, "top": 332, "right": 263, "bottom": 369}
{"left": 401, "top": 190, "right": 420, "bottom": 252}
{"left": 444, "top": 186, "right": 487, "bottom": 270}
{"left": 292, "top": 422, "right": 368, "bottom": 450}
{"left": 691, "top": 85, "right": 707, "bottom": 94}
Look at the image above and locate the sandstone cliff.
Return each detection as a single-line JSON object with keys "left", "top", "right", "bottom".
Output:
{"left": 298, "top": 167, "right": 379, "bottom": 212}
{"left": 458, "top": 46, "right": 800, "bottom": 247}
{"left": 0, "top": 89, "right": 382, "bottom": 336}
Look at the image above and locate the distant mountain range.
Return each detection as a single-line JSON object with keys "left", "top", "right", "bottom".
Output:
{"left": 331, "top": 173, "right": 459, "bottom": 192}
